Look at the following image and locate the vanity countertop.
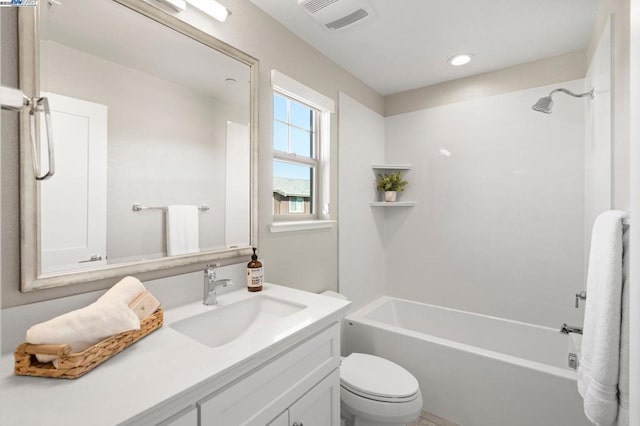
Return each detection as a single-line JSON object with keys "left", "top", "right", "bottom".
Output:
{"left": 0, "top": 284, "right": 349, "bottom": 426}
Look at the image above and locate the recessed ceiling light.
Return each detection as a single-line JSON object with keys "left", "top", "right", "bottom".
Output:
{"left": 448, "top": 53, "right": 473, "bottom": 66}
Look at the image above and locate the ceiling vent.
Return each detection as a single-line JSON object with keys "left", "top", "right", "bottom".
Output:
{"left": 298, "top": 0, "right": 374, "bottom": 31}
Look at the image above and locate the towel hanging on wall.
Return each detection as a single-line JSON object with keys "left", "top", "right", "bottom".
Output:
{"left": 577, "top": 210, "right": 629, "bottom": 426}
{"left": 166, "top": 205, "right": 200, "bottom": 256}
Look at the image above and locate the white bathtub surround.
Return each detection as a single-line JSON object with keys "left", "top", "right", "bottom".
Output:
{"left": 584, "top": 18, "right": 613, "bottom": 272}
{"left": 338, "top": 93, "right": 386, "bottom": 312}
{"left": 383, "top": 79, "right": 585, "bottom": 328}
{"left": 344, "top": 296, "right": 591, "bottom": 426}
{"left": 578, "top": 210, "right": 630, "bottom": 426}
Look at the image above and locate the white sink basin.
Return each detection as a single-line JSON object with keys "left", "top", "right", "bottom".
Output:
{"left": 170, "top": 295, "right": 306, "bottom": 348}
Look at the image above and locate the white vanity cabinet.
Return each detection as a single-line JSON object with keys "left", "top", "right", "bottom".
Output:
{"left": 198, "top": 323, "right": 340, "bottom": 425}
{"left": 148, "top": 322, "right": 341, "bottom": 426}
{"left": 0, "top": 286, "right": 349, "bottom": 426}
{"left": 227, "top": 370, "right": 339, "bottom": 426}
{"left": 158, "top": 406, "right": 198, "bottom": 426}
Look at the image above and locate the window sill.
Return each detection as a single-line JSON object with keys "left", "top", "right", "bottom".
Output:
{"left": 269, "top": 220, "right": 337, "bottom": 233}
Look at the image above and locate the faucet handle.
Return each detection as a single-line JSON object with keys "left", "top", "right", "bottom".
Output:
{"left": 205, "top": 263, "right": 221, "bottom": 278}
{"left": 218, "top": 279, "right": 233, "bottom": 288}
{"left": 575, "top": 291, "right": 587, "bottom": 308}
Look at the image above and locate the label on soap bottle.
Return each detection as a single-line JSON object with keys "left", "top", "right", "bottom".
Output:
{"left": 247, "top": 267, "right": 263, "bottom": 289}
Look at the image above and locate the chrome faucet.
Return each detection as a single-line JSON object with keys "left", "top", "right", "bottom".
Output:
{"left": 203, "top": 264, "right": 233, "bottom": 306}
{"left": 560, "top": 323, "right": 583, "bottom": 335}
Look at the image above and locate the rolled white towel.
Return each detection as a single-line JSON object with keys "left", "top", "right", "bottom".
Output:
{"left": 25, "top": 276, "right": 147, "bottom": 366}
{"left": 26, "top": 300, "right": 140, "bottom": 364}
{"left": 97, "top": 276, "right": 146, "bottom": 305}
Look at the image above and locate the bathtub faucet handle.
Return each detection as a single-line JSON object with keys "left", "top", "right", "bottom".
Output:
{"left": 575, "top": 291, "right": 587, "bottom": 308}
{"left": 560, "top": 323, "right": 583, "bottom": 335}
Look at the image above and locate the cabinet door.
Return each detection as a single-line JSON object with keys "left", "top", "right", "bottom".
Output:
{"left": 198, "top": 324, "right": 340, "bottom": 425}
{"left": 289, "top": 369, "right": 340, "bottom": 426}
{"left": 267, "top": 410, "right": 289, "bottom": 426}
{"left": 157, "top": 406, "right": 198, "bottom": 426}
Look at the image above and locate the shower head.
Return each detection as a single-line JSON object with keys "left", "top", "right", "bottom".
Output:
{"left": 531, "top": 88, "right": 594, "bottom": 114}
{"left": 532, "top": 96, "right": 553, "bottom": 114}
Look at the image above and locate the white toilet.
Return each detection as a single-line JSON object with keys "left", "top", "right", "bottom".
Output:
{"left": 321, "top": 292, "right": 423, "bottom": 426}
{"left": 340, "top": 353, "right": 423, "bottom": 426}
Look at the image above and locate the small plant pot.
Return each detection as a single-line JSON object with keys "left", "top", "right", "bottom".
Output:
{"left": 384, "top": 191, "right": 397, "bottom": 202}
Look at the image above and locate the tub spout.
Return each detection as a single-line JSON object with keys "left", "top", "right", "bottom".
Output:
{"left": 560, "top": 323, "right": 582, "bottom": 335}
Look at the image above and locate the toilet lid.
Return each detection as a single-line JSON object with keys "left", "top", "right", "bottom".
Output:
{"left": 340, "top": 353, "right": 419, "bottom": 400}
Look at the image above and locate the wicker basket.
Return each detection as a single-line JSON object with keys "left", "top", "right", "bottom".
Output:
{"left": 14, "top": 308, "right": 163, "bottom": 379}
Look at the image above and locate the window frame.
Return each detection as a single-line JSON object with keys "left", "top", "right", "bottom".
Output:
{"left": 272, "top": 92, "right": 320, "bottom": 221}
{"left": 270, "top": 70, "right": 334, "bottom": 230}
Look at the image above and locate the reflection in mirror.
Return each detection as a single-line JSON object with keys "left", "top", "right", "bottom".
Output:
{"left": 20, "top": 0, "right": 257, "bottom": 289}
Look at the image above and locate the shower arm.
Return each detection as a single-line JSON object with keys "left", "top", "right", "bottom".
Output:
{"left": 548, "top": 88, "right": 594, "bottom": 100}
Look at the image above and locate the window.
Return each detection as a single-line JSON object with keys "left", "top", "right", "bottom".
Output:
{"left": 289, "top": 197, "right": 305, "bottom": 213}
{"left": 270, "top": 70, "right": 335, "bottom": 229}
{"left": 273, "top": 94, "right": 317, "bottom": 218}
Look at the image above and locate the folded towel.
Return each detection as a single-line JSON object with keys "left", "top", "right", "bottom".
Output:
{"left": 578, "top": 210, "right": 628, "bottom": 426}
{"left": 166, "top": 205, "right": 200, "bottom": 256}
{"left": 25, "top": 276, "right": 147, "bottom": 366}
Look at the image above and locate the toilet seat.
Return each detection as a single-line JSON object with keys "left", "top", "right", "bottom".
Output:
{"left": 340, "top": 353, "right": 420, "bottom": 403}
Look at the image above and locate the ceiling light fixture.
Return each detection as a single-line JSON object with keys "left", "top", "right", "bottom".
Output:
{"left": 154, "top": 0, "right": 187, "bottom": 12}
{"left": 185, "top": 0, "right": 229, "bottom": 22}
{"left": 448, "top": 53, "right": 473, "bottom": 66}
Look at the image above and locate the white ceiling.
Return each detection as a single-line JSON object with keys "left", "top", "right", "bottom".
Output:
{"left": 249, "top": 0, "right": 600, "bottom": 95}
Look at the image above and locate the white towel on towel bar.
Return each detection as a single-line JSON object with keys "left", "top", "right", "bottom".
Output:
{"left": 578, "top": 210, "right": 629, "bottom": 426}
{"left": 166, "top": 205, "right": 200, "bottom": 256}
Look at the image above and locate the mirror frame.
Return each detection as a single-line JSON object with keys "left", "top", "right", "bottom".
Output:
{"left": 18, "top": 0, "right": 259, "bottom": 291}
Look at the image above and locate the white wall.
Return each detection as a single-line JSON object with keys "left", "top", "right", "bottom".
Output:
{"left": 585, "top": 18, "right": 613, "bottom": 276}
{"left": 383, "top": 80, "right": 586, "bottom": 328}
{"left": 337, "top": 93, "right": 386, "bottom": 311}
{"left": 628, "top": 0, "right": 640, "bottom": 421}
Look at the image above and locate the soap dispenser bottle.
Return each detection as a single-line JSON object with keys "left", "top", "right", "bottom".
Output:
{"left": 246, "top": 247, "right": 263, "bottom": 292}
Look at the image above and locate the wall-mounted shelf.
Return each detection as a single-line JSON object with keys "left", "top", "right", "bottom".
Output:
{"left": 370, "top": 202, "right": 416, "bottom": 207}
{"left": 371, "top": 164, "right": 412, "bottom": 170}
{"left": 371, "top": 164, "right": 415, "bottom": 206}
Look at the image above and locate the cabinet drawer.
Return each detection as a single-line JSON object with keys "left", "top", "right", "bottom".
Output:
{"left": 198, "top": 322, "right": 340, "bottom": 425}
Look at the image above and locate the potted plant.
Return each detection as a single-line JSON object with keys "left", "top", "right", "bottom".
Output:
{"left": 376, "top": 172, "right": 408, "bottom": 202}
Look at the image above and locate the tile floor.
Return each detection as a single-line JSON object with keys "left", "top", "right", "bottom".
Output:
{"left": 409, "top": 410, "right": 460, "bottom": 426}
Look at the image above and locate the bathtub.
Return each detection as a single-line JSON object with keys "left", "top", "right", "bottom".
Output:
{"left": 343, "top": 296, "right": 591, "bottom": 426}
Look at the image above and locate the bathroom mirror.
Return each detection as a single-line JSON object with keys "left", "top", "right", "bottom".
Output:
{"left": 18, "top": 0, "right": 258, "bottom": 291}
